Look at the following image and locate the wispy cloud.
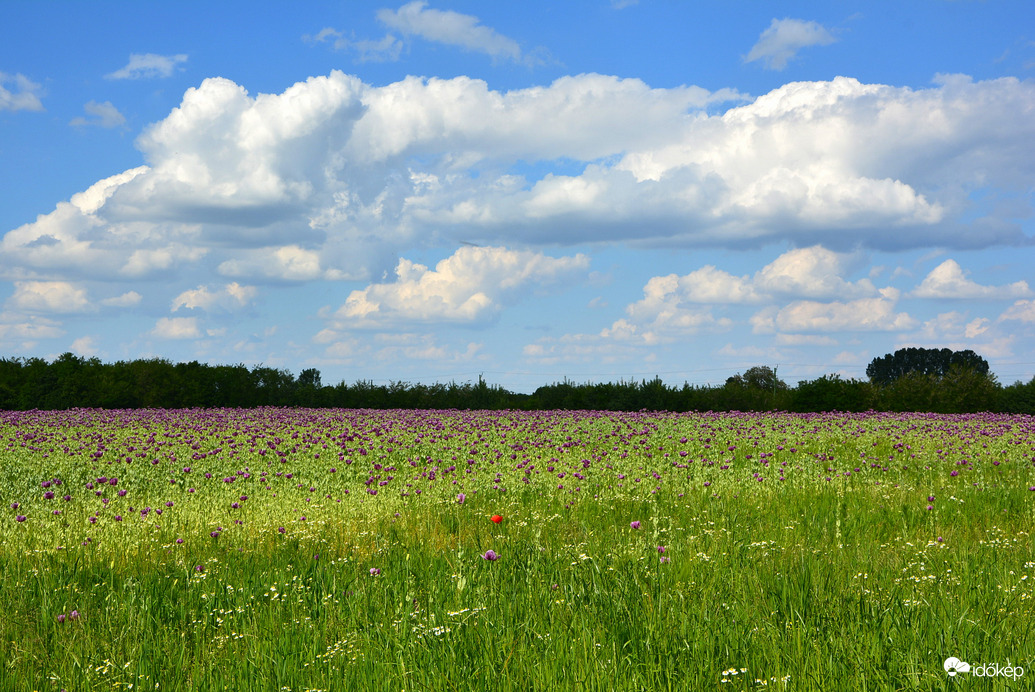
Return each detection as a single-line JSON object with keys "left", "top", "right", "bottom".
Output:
{"left": 744, "top": 18, "right": 836, "bottom": 70}
{"left": 101, "top": 291, "right": 142, "bottom": 308}
{"left": 106, "top": 53, "right": 188, "bottom": 80}
{"left": 308, "top": 3, "right": 546, "bottom": 65}
{"left": 0, "top": 72, "right": 44, "bottom": 112}
{"left": 69, "top": 100, "right": 126, "bottom": 129}
{"left": 377, "top": 2, "right": 518, "bottom": 60}
{"left": 377, "top": 1, "right": 538, "bottom": 64}
{"left": 305, "top": 27, "right": 403, "bottom": 62}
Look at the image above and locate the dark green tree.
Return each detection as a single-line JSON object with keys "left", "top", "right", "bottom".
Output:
{"left": 790, "top": 374, "right": 874, "bottom": 412}
{"left": 933, "top": 364, "right": 999, "bottom": 413}
{"left": 298, "top": 368, "right": 322, "bottom": 389}
{"left": 723, "top": 366, "right": 787, "bottom": 410}
{"left": 880, "top": 371, "right": 938, "bottom": 412}
{"left": 0, "top": 358, "right": 24, "bottom": 409}
{"left": 1000, "top": 376, "right": 1035, "bottom": 413}
{"left": 295, "top": 368, "right": 323, "bottom": 407}
{"left": 866, "top": 347, "right": 989, "bottom": 386}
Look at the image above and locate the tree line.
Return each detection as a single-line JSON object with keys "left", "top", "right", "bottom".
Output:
{"left": 0, "top": 348, "right": 1032, "bottom": 413}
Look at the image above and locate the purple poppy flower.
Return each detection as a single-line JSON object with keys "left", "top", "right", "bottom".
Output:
{"left": 15, "top": 515, "right": 26, "bottom": 522}
{"left": 369, "top": 567, "right": 381, "bottom": 576}
{"left": 481, "top": 549, "right": 499, "bottom": 561}
{"left": 630, "top": 521, "right": 641, "bottom": 530}
{"left": 457, "top": 493, "right": 466, "bottom": 504}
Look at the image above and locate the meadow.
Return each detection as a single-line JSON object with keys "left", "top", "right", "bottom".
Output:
{"left": 1, "top": 407, "right": 1033, "bottom": 691}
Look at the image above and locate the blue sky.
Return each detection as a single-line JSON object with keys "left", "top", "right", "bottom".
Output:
{"left": 2, "top": 0, "right": 1034, "bottom": 392}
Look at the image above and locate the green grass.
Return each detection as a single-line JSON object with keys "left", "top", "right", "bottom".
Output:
{"left": 1, "top": 408, "right": 1033, "bottom": 691}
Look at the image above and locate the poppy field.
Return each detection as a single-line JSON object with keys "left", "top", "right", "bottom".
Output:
{"left": 2, "top": 407, "right": 1034, "bottom": 691}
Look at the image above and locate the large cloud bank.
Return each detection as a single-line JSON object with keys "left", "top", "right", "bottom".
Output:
{"left": 2, "top": 70, "right": 1032, "bottom": 288}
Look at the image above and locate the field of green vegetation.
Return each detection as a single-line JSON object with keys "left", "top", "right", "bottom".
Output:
{"left": 2, "top": 408, "right": 1033, "bottom": 691}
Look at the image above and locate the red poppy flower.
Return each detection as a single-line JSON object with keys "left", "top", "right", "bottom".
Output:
{"left": 490, "top": 514, "right": 503, "bottom": 524}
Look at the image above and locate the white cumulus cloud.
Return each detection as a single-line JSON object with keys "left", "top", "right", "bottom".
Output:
{"left": 754, "top": 289, "right": 917, "bottom": 334}
{"left": 218, "top": 246, "right": 325, "bottom": 282}
{"left": 0, "top": 315, "right": 64, "bottom": 345}
{"left": 623, "top": 246, "right": 873, "bottom": 316}
{"left": 172, "top": 282, "right": 258, "bottom": 312}
{"left": 70, "top": 335, "right": 100, "bottom": 357}
{"left": 1, "top": 71, "right": 1032, "bottom": 294}
{"left": 754, "top": 246, "right": 875, "bottom": 298}
{"left": 903, "top": 311, "right": 1016, "bottom": 359}
{"left": 1000, "top": 300, "right": 1035, "bottom": 323}
{"left": 7, "top": 281, "right": 92, "bottom": 314}
{"left": 630, "top": 267, "right": 762, "bottom": 308}
{"left": 331, "top": 245, "right": 588, "bottom": 328}
{"left": 911, "top": 259, "right": 1031, "bottom": 299}
{"left": 150, "top": 317, "right": 201, "bottom": 340}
